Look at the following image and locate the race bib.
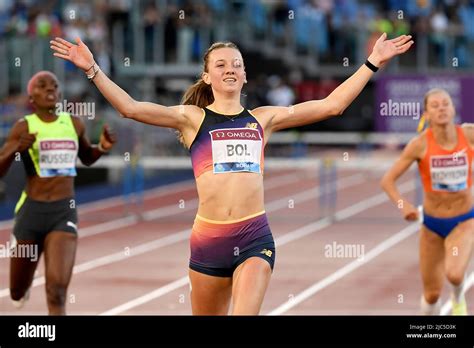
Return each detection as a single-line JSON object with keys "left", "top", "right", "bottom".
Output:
{"left": 38, "top": 139, "right": 78, "bottom": 177}
{"left": 209, "top": 128, "right": 262, "bottom": 174}
{"left": 430, "top": 153, "right": 468, "bottom": 191}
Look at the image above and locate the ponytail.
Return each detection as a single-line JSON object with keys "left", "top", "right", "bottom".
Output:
{"left": 176, "top": 79, "right": 213, "bottom": 147}
{"left": 181, "top": 78, "right": 214, "bottom": 108}
{"left": 176, "top": 41, "right": 240, "bottom": 147}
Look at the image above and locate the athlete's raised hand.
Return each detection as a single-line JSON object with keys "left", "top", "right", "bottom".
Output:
{"left": 368, "top": 33, "right": 414, "bottom": 67}
{"left": 50, "top": 37, "right": 94, "bottom": 72}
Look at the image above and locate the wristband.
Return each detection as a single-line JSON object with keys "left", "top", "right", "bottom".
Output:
{"left": 98, "top": 142, "right": 109, "bottom": 153}
{"left": 85, "top": 62, "right": 95, "bottom": 74}
{"left": 365, "top": 59, "right": 379, "bottom": 72}
{"left": 87, "top": 64, "right": 100, "bottom": 81}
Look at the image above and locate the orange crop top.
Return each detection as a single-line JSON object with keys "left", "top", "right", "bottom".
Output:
{"left": 418, "top": 126, "right": 473, "bottom": 192}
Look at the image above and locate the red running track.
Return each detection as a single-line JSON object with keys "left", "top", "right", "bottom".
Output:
{"left": 0, "top": 168, "right": 472, "bottom": 315}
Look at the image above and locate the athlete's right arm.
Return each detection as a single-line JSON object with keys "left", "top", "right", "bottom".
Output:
{"left": 50, "top": 37, "right": 192, "bottom": 130}
{"left": 380, "top": 136, "right": 424, "bottom": 221}
{"left": 0, "top": 120, "right": 35, "bottom": 178}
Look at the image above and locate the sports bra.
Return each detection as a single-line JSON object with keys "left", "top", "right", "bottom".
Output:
{"left": 189, "top": 107, "right": 265, "bottom": 178}
{"left": 418, "top": 126, "right": 473, "bottom": 192}
{"left": 21, "top": 112, "right": 79, "bottom": 178}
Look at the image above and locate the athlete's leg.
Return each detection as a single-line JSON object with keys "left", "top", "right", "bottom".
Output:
{"left": 43, "top": 231, "right": 77, "bottom": 315}
{"left": 10, "top": 198, "right": 43, "bottom": 306}
{"left": 419, "top": 225, "right": 445, "bottom": 314}
{"left": 188, "top": 269, "right": 232, "bottom": 315}
{"left": 444, "top": 218, "right": 474, "bottom": 314}
{"left": 444, "top": 218, "right": 474, "bottom": 286}
{"left": 10, "top": 240, "right": 42, "bottom": 305}
{"left": 231, "top": 257, "right": 272, "bottom": 315}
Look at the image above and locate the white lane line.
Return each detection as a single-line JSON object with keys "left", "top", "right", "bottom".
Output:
{"left": 0, "top": 170, "right": 298, "bottom": 231}
{"left": 274, "top": 180, "right": 415, "bottom": 247}
{"left": 0, "top": 229, "right": 192, "bottom": 299}
{"left": 74, "top": 231, "right": 192, "bottom": 274}
{"left": 140, "top": 171, "right": 314, "bottom": 222}
{"left": 267, "top": 223, "right": 419, "bottom": 315}
{"left": 0, "top": 172, "right": 360, "bottom": 299}
{"left": 0, "top": 171, "right": 306, "bottom": 240}
{"left": 81, "top": 170, "right": 315, "bottom": 237}
{"left": 100, "top": 179, "right": 416, "bottom": 315}
{"left": 440, "top": 271, "right": 474, "bottom": 315}
{"left": 101, "top": 277, "right": 190, "bottom": 315}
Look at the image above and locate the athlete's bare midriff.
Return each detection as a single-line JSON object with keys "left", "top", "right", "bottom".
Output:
{"left": 195, "top": 171, "right": 264, "bottom": 220}
{"left": 25, "top": 176, "right": 74, "bottom": 201}
{"left": 423, "top": 189, "right": 472, "bottom": 218}
{"left": 417, "top": 127, "right": 474, "bottom": 218}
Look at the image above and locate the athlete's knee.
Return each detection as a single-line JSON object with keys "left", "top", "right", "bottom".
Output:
{"left": 423, "top": 290, "right": 441, "bottom": 304}
{"left": 446, "top": 268, "right": 464, "bottom": 286}
{"left": 45, "top": 282, "right": 68, "bottom": 307}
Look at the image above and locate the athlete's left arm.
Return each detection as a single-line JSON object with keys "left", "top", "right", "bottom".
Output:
{"left": 73, "top": 116, "right": 117, "bottom": 166}
{"left": 254, "top": 33, "right": 413, "bottom": 133}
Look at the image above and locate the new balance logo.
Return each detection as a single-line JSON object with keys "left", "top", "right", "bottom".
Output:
{"left": 246, "top": 122, "right": 258, "bottom": 129}
{"left": 260, "top": 249, "right": 272, "bottom": 257}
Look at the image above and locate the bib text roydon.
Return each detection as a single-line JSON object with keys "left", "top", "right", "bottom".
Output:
{"left": 430, "top": 153, "right": 468, "bottom": 192}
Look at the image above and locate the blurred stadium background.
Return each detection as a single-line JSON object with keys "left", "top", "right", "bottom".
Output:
{"left": 0, "top": 0, "right": 474, "bottom": 217}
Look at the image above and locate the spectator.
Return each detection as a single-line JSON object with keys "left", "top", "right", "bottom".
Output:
{"left": 429, "top": 5, "right": 449, "bottom": 66}
{"left": 143, "top": 1, "right": 161, "bottom": 63}
{"left": 266, "top": 75, "right": 295, "bottom": 107}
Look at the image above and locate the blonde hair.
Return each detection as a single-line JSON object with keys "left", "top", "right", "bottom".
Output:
{"left": 423, "top": 88, "right": 450, "bottom": 110}
{"left": 177, "top": 42, "right": 241, "bottom": 146}
{"left": 418, "top": 88, "right": 452, "bottom": 131}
